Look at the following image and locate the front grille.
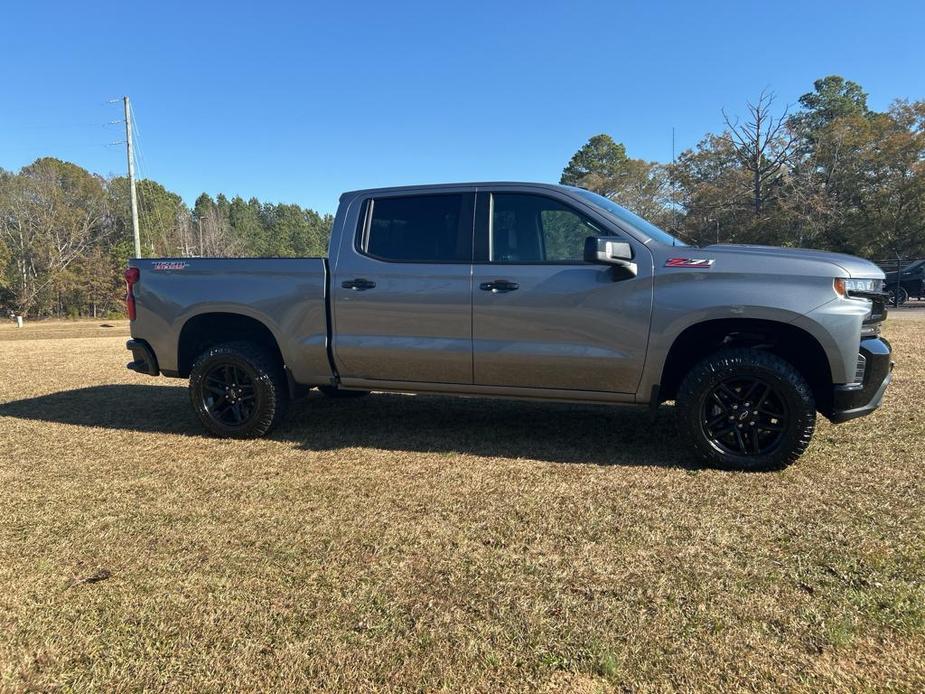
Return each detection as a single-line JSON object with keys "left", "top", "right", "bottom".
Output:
{"left": 868, "top": 297, "right": 887, "bottom": 324}
{"left": 854, "top": 353, "right": 867, "bottom": 385}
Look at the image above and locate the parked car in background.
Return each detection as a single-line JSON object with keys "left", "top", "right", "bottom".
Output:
{"left": 881, "top": 259, "right": 925, "bottom": 305}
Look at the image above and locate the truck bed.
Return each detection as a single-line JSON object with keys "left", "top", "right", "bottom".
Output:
{"left": 130, "top": 257, "right": 332, "bottom": 386}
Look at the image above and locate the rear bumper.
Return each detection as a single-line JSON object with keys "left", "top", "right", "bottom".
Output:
{"left": 126, "top": 339, "right": 159, "bottom": 376}
{"left": 828, "top": 336, "right": 893, "bottom": 423}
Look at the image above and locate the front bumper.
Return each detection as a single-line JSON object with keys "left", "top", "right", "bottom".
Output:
{"left": 828, "top": 336, "right": 893, "bottom": 423}
{"left": 126, "top": 339, "right": 160, "bottom": 376}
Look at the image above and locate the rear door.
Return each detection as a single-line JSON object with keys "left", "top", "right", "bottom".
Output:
{"left": 471, "top": 189, "right": 652, "bottom": 393}
{"left": 330, "top": 191, "right": 475, "bottom": 384}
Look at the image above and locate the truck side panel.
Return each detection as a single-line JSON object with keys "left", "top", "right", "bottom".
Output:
{"left": 130, "top": 257, "right": 332, "bottom": 386}
{"left": 636, "top": 253, "right": 871, "bottom": 402}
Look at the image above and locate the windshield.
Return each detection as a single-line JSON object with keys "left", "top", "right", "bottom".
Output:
{"left": 570, "top": 188, "right": 689, "bottom": 247}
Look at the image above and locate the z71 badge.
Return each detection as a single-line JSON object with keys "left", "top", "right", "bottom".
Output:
{"left": 665, "top": 257, "right": 715, "bottom": 268}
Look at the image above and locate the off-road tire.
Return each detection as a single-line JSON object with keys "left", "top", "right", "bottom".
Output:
{"left": 317, "top": 385, "right": 370, "bottom": 398}
{"left": 189, "top": 341, "right": 288, "bottom": 438}
{"left": 676, "top": 348, "right": 815, "bottom": 471}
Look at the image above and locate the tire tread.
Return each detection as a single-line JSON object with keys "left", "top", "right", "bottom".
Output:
{"left": 189, "top": 341, "right": 288, "bottom": 438}
{"left": 676, "top": 348, "right": 815, "bottom": 471}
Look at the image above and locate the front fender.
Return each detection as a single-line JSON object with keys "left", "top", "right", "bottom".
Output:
{"left": 636, "top": 272, "right": 854, "bottom": 401}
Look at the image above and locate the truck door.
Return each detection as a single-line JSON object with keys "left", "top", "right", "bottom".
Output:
{"left": 330, "top": 191, "right": 474, "bottom": 384}
{"left": 471, "top": 190, "right": 652, "bottom": 394}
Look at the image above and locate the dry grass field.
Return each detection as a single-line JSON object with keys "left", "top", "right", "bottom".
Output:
{"left": 1, "top": 316, "right": 923, "bottom": 691}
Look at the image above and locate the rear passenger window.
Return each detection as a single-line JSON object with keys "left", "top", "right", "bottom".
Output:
{"left": 362, "top": 194, "right": 469, "bottom": 262}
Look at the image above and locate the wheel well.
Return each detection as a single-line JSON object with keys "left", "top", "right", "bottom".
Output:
{"left": 659, "top": 319, "right": 833, "bottom": 411}
{"left": 177, "top": 313, "right": 284, "bottom": 377}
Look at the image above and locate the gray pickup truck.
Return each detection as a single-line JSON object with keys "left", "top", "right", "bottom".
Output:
{"left": 125, "top": 182, "right": 892, "bottom": 470}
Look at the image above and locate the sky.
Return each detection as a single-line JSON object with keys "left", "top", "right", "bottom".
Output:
{"left": 2, "top": 0, "right": 924, "bottom": 214}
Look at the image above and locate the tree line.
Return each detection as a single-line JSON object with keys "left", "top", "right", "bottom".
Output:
{"left": 0, "top": 163, "right": 332, "bottom": 318}
{"left": 1, "top": 74, "right": 922, "bottom": 318}
{"left": 563, "top": 75, "right": 925, "bottom": 258}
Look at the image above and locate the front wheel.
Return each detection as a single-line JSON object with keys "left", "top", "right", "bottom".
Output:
{"left": 675, "top": 349, "right": 816, "bottom": 471}
{"left": 189, "top": 341, "right": 288, "bottom": 438}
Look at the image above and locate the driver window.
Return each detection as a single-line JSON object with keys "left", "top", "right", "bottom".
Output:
{"left": 491, "top": 193, "right": 606, "bottom": 263}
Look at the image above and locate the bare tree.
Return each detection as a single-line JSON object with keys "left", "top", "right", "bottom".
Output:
{"left": 722, "top": 90, "right": 796, "bottom": 215}
{"left": 198, "top": 204, "right": 242, "bottom": 257}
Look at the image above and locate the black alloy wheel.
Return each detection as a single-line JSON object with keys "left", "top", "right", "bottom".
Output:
{"left": 188, "top": 341, "right": 288, "bottom": 438}
{"left": 201, "top": 363, "right": 258, "bottom": 427}
{"left": 675, "top": 348, "right": 816, "bottom": 471}
{"left": 701, "top": 376, "right": 788, "bottom": 456}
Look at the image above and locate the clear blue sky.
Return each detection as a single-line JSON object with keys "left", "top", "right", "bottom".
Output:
{"left": 2, "top": 0, "right": 923, "bottom": 214}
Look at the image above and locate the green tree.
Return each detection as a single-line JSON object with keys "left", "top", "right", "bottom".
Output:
{"left": 228, "top": 196, "right": 268, "bottom": 255}
{"left": 261, "top": 203, "right": 333, "bottom": 257}
{"left": 0, "top": 158, "right": 333, "bottom": 317}
{"left": 791, "top": 75, "right": 870, "bottom": 140}
{"left": 0, "top": 158, "right": 110, "bottom": 316}
{"left": 560, "top": 134, "right": 669, "bottom": 223}
{"left": 839, "top": 102, "right": 925, "bottom": 257}
{"left": 785, "top": 77, "right": 925, "bottom": 258}
{"left": 123, "top": 178, "right": 192, "bottom": 256}
{"left": 560, "top": 134, "right": 630, "bottom": 196}
{"left": 669, "top": 133, "right": 757, "bottom": 245}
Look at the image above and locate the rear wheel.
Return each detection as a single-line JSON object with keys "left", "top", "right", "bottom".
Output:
{"left": 676, "top": 349, "right": 815, "bottom": 471}
{"left": 189, "top": 341, "right": 288, "bottom": 438}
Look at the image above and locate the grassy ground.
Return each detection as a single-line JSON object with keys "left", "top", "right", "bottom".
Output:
{"left": 0, "top": 317, "right": 923, "bottom": 691}
{"left": 0, "top": 318, "right": 130, "bottom": 342}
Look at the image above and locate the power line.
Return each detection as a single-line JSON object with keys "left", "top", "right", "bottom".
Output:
{"left": 123, "top": 97, "right": 141, "bottom": 258}
{"left": 129, "top": 101, "right": 173, "bottom": 254}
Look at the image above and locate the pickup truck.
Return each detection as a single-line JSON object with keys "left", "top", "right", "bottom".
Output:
{"left": 125, "top": 182, "right": 893, "bottom": 470}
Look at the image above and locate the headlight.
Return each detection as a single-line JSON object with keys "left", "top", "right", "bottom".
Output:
{"left": 834, "top": 278, "right": 884, "bottom": 297}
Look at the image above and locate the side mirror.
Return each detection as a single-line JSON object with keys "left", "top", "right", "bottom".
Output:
{"left": 584, "top": 236, "right": 637, "bottom": 277}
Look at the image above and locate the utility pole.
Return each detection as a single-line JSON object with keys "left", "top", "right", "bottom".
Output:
{"left": 124, "top": 96, "right": 141, "bottom": 258}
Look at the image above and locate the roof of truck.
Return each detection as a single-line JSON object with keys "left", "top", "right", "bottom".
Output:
{"left": 340, "top": 181, "right": 573, "bottom": 198}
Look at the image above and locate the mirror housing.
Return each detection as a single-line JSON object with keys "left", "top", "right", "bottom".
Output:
{"left": 584, "top": 237, "right": 637, "bottom": 277}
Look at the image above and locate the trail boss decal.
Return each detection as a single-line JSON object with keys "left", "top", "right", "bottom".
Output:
{"left": 665, "top": 257, "right": 715, "bottom": 268}
{"left": 153, "top": 261, "right": 189, "bottom": 271}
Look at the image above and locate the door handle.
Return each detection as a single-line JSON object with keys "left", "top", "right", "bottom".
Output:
{"left": 479, "top": 279, "right": 519, "bottom": 293}
{"left": 342, "top": 278, "right": 376, "bottom": 291}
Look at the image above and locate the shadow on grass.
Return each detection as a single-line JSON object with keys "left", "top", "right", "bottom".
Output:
{"left": 0, "top": 385, "right": 693, "bottom": 468}
{"left": 0, "top": 385, "right": 198, "bottom": 436}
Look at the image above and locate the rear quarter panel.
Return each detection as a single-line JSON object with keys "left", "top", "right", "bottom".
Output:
{"left": 130, "top": 258, "right": 331, "bottom": 385}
